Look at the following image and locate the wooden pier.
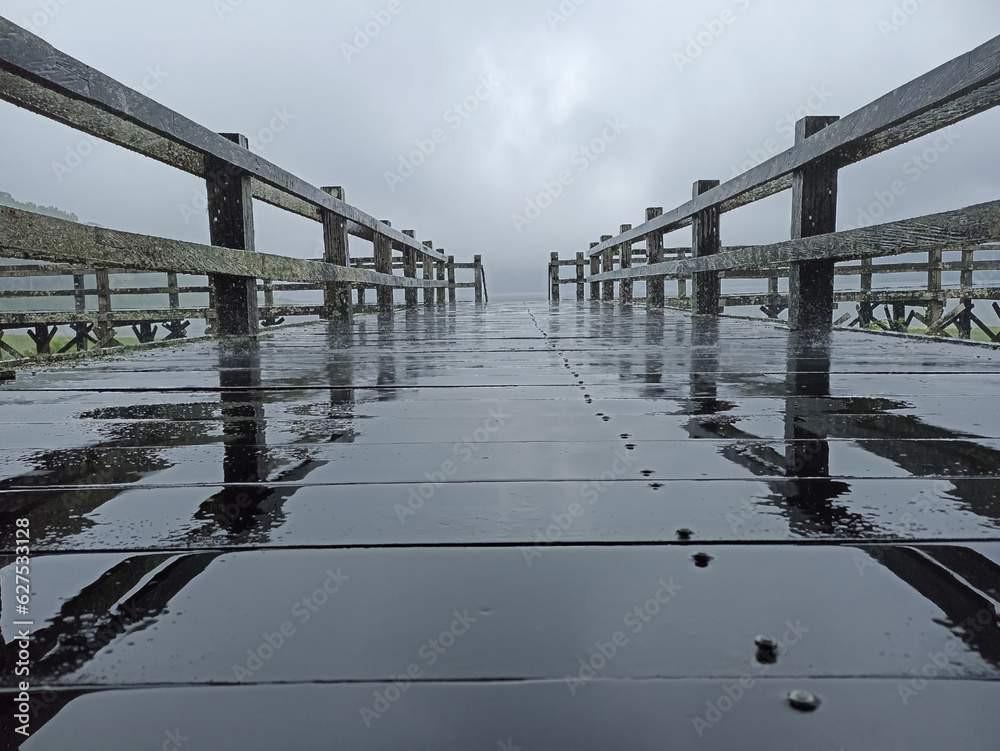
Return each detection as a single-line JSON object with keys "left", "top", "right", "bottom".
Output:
{"left": 2, "top": 19, "right": 1000, "bottom": 751}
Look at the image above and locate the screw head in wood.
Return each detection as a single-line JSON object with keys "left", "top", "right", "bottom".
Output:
{"left": 755, "top": 635, "right": 778, "bottom": 664}
{"left": 788, "top": 690, "right": 820, "bottom": 712}
{"left": 692, "top": 552, "right": 713, "bottom": 568}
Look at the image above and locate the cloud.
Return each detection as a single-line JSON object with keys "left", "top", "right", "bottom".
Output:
{"left": 1, "top": 0, "right": 998, "bottom": 294}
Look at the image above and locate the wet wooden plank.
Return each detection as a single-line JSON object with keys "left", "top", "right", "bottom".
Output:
{"left": 2, "top": 679, "right": 997, "bottom": 751}
{"left": 1, "top": 301, "right": 999, "bottom": 747}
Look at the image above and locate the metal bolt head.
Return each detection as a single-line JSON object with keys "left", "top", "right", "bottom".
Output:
{"left": 692, "top": 552, "right": 713, "bottom": 568}
{"left": 755, "top": 635, "right": 778, "bottom": 664}
{"left": 677, "top": 528, "right": 693, "bottom": 540}
{"left": 788, "top": 690, "right": 820, "bottom": 712}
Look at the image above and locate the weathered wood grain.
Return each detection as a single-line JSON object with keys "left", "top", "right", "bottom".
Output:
{"left": 788, "top": 117, "right": 839, "bottom": 329}
{"left": 588, "top": 243, "right": 600, "bottom": 300}
{"left": 587, "top": 200, "right": 1000, "bottom": 282}
{"left": 374, "top": 221, "right": 394, "bottom": 314}
{"left": 619, "top": 225, "right": 633, "bottom": 303}
{"left": 549, "top": 252, "right": 560, "bottom": 301}
{"left": 645, "top": 208, "right": 665, "bottom": 308}
{"left": 0, "top": 206, "right": 447, "bottom": 289}
{"left": 206, "top": 133, "right": 258, "bottom": 337}
{"left": 691, "top": 180, "right": 721, "bottom": 315}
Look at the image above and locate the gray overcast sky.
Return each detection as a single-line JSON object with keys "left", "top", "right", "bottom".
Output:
{"left": 1, "top": 0, "right": 999, "bottom": 294}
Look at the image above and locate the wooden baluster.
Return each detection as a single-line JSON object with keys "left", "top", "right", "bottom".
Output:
{"left": 205, "top": 133, "right": 258, "bottom": 336}
{"left": 788, "top": 116, "right": 840, "bottom": 329}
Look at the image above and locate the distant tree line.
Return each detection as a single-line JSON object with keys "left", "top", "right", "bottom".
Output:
{"left": 0, "top": 191, "right": 79, "bottom": 222}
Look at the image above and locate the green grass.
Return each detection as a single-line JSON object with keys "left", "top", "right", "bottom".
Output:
{"left": 1, "top": 333, "right": 140, "bottom": 360}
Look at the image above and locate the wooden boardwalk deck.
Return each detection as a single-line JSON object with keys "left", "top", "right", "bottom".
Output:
{"left": 2, "top": 301, "right": 1000, "bottom": 748}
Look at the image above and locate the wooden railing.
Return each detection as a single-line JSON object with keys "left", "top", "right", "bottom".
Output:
{"left": 554, "top": 34, "right": 1000, "bottom": 335}
{"left": 0, "top": 255, "right": 486, "bottom": 358}
{"left": 0, "top": 18, "right": 484, "bottom": 357}
{"left": 549, "top": 245, "right": 1000, "bottom": 340}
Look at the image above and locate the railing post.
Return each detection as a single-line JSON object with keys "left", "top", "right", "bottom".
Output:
{"left": 95, "top": 267, "right": 114, "bottom": 347}
{"left": 764, "top": 274, "right": 782, "bottom": 318}
{"left": 167, "top": 271, "right": 180, "bottom": 315}
{"left": 958, "top": 247, "right": 974, "bottom": 338}
{"left": 436, "top": 254, "right": 446, "bottom": 306}
{"left": 575, "top": 252, "right": 585, "bottom": 301}
{"left": 550, "top": 252, "right": 561, "bottom": 301}
{"left": 422, "top": 241, "right": 435, "bottom": 307}
{"left": 375, "top": 220, "right": 394, "bottom": 316}
{"left": 601, "top": 235, "right": 615, "bottom": 302}
{"left": 206, "top": 133, "right": 259, "bottom": 337}
{"left": 646, "top": 207, "right": 664, "bottom": 308}
{"left": 589, "top": 242, "right": 600, "bottom": 300}
{"left": 320, "top": 186, "right": 353, "bottom": 323}
{"left": 859, "top": 257, "right": 873, "bottom": 325}
{"left": 691, "top": 180, "right": 721, "bottom": 315}
{"left": 447, "top": 255, "right": 456, "bottom": 304}
{"left": 788, "top": 116, "right": 840, "bottom": 330}
{"left": 927, "top": 248, "right": 943, "bottom": 326}
{"left": 73, "top": 272, "right": 86, "bottom": 314}
{"left": 677, "top": 245, "right": 688, "bottom": 301}
{"left": 355, "top": 260, "right": 367, "bottom": 309}
{"left": 619, "top": 224, "right": 633, "bottom": 304}
{"left": 72, "top": 272, "right": 88, "bottom": 351}
{"left": 261, "top": 279, "right": 276, "bottom": 325}
{"left": 402, "top": 230, "right": 418, "bottom": 308}
{"left": 164, "top": 270, "right": 189, "bottom": 340}
{"left": 474, "top": 255, "right": 484, "bottom": 303}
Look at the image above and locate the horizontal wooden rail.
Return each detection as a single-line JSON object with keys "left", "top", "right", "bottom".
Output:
{"left": 587, "top": 34, "right": 1000, "bottom": 258}
{"left": 587, "top": 202, "right": 1000, "bottom": 283}
{"left": 0, "top": 19, "right": 444, "bottom": 263}
{"left": 0, "top": 309, "right": 210, "bottom": 326}
{"left": 0, "top": 207, "right": 450, "bottom": 288}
